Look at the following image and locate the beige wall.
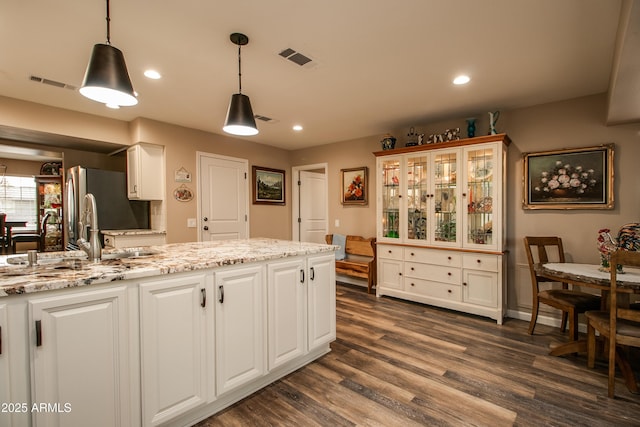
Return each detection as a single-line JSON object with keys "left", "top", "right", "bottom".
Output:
{"left": 292, "top": 93, "right": 640, "bottom": 318}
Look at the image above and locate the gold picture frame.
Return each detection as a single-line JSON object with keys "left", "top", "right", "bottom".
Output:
{"left": 522, "top": 144, "right": 614, "bottom": 210}
{"left": 341, "top": 167, "right": 368, "bottom": 205}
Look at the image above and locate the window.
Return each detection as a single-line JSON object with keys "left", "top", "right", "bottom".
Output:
{"left": 0, "top": 175, "right": 37, "bottom": 231}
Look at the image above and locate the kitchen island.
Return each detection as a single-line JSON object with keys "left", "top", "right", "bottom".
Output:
{"left": 0, "top": 239, "right": 337, "bottom": 427}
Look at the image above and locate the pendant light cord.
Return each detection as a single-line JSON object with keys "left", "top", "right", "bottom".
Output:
{"left": 237, "top": 44, "right": 243, "bottom": 94}
{"left": 105, "top": 0, "right": 111, "bottom": 45}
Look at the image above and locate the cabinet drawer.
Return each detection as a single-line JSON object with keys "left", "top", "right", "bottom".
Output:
{"left": 404, "top": 247, "right": 462, "bottom": 267}
{"left": 462, "top": 253, "right": 499, "bottom": 272}
{"left": 405, "top": 262, "right": 461, "bottom": 285}
{"left": 405, "top": 277, "right": 461, "bottom": 301}
{"left": 378, "top": 245, "right": 404, "bottom": 261}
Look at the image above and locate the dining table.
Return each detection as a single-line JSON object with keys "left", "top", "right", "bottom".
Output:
{"left": 535, "top": 262, "right": 640, "bottom": 393}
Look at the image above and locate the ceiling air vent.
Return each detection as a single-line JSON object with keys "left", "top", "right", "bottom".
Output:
{"left": 29, "top": 75, "right": 77, "bottom": 91}
{"left": 254, "top": 114, "right": 277, "bottom": 123}
{"left": 279, "top": 48, "right": 313, "bottom": 67}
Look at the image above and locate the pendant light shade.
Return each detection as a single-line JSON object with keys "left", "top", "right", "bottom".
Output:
{"left": 80, "top": 0, "right": 137, "bottom": 107}
{"left": 223, "top": 33, "right": 258, "bottom": 136}
{"left": 224, "top": 93, "right": 258, "bottom": 136}
{"left": 80, "top": 43, "right": 137, "bottom": 106}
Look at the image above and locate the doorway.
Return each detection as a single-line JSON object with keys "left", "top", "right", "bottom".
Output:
{"left": 291, "top": 163, "right": 328, "bottom": 243}
{"left": 197, "top": 153, "right": 249, "bottom": 241}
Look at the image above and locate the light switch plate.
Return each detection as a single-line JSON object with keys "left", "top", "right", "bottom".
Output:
{"left": 334, "top": 219, "right": 340, "bottom": 227}
{"left": 187, "top": 218, "right": 197, "bottom": 228}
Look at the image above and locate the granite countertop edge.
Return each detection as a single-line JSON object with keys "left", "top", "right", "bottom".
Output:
{"left": 0, "top": 238, "right": 338, "bottom": 298}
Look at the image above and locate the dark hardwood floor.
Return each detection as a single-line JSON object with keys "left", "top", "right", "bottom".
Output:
{"left": 196, "top": 283, "right": 640, "bottom": 426}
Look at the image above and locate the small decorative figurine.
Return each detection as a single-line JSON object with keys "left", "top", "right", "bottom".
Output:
{"left": 380, "top": 134, "right": 396, "bottom": 150}
{"left": 488, "top": 111, "right": 500, "bottom": 135}
{"left": 597, "top": 228, "right": 620, "bottom": 272}
{"left": 466, "top": 118, "right": 476, "bottom": 138}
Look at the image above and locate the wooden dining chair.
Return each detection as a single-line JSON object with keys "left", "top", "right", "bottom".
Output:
{"left": 524, "top": 236, "right": 601, "bottom": 340}
{"left": 0, "top": 213, "right": 7, "bottom": 254}
{"left": 586, "top": 250, "right": 640, "bottom": 398}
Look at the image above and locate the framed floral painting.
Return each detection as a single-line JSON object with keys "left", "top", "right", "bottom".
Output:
{"left": 341, "top": 167, "right": 368, "bottom": 205}
{"left": 522, "top": 144, "right": 614, "bottom": 210}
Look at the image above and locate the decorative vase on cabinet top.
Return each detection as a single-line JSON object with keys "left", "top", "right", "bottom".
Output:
{"left": 380, "top": 134, "right": 396, "bottom": 150}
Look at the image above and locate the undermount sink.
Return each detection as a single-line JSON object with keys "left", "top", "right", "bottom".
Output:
{"left": 6, "top": 252, "right": 88, "bottom": 266}
{"left": 101, "top": 249, "right": 161, "bottom": 260}
{"left": 5, "top": 249, "right": 160, "bottom": 267}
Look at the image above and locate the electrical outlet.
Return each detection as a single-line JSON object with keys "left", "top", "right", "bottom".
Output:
{"left": 335, "top": 219, "right": 340, "bottom": 227}
{"left": 187, "top": 218, "right": 197, "bottom": 228}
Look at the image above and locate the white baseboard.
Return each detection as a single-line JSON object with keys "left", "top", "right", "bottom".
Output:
{"left": 506, "top": 309, "right": 588, "bottom": 333}
{"left": 335, "top": 274, "right": 368, "bottom": 289}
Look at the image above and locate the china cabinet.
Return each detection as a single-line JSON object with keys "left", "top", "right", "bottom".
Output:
{"left": 35, "top": 175, "right": 63, "bottom": 251}
{"left": 374, "top": 134, "right": 510, "bottom": 323}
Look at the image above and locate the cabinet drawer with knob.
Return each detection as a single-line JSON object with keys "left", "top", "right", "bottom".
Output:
{"left": 377, "top": 244, "right": 404, "bottom": 261}
{"left": 405, "top": 261, "right": 461, "bottom": 284}
{"left": 462, "top": 254, "right": 499, "bottom": 272}
{"left": 404, "top": 247, "right": 462, "bottom": 267}
{"left": 405, "top": 277, "right": 461, "bottom": 301}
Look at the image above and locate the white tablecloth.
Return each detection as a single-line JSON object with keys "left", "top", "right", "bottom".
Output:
{"left": 544, "top": 263, "right": 640, "bottom": 284}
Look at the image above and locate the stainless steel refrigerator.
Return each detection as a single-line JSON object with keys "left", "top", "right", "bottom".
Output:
{"left": 64, "top": 166, "right": 150, "bottom": 249}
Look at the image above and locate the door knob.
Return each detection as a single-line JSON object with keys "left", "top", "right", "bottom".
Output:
{"left": 203, "top": 217, "right": 208, "bottom": 222}
{"left": 203, "top": 226, "right": 209, "bottom": 231}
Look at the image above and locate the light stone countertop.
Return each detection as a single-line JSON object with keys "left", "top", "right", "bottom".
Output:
{"left": 101, "top": 229, "right": 167, "bottom": 236}
{"left": 0, "top": 238, "right": 337, "bottom": 297}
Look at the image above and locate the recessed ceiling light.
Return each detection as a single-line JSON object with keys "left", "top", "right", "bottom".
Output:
{"left": 293, "top": 124, "right": 303, "bottom": 131}
{"left": 453, "top": 75, "right": 470, "bottom": 85}
{"left": 144, "top": 69, "right": 162, "bottom": 80}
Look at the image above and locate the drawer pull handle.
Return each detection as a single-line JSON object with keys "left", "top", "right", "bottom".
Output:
{"left": 300, "top": 269, "right": 305, "bottom": 283}
{"left": 218, "top": 285, "right": 224, "bottom": 304}
{"left": 310, "top": 267, "right": 315, "bottom": 281}
{"left": 200, "top": 288, "right": 207, "bottom": 308}
{"left": 35, "top": 320, "right": 42, "bottom": 347}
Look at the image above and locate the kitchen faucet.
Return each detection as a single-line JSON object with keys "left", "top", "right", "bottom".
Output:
{"left": 77, "top": 193, "right": 102, "bottom": 262}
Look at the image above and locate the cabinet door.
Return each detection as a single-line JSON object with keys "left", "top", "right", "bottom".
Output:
{"left": 307, "top": 254, "right": 336, "bottom": 351}
{"left": 431, "top": 149, "right": 460, "bottom": 247}
{"left": 377, "top": 258, "right": 403, "bottom": 291}
{"left": 126, "top": 145, "right": 140, "bottom": 199}
{"left": 405, "top": 154, "right": 429, "bottom": 244}
{"left": 215, "top": 265, "right": 265, "bottom": 395}
{"left": 463, "top": 143, "right": 501, "bottom": 250}
{"left": 267, "top": 258, "right": 306, "bottom": 370}
{"left": 0, "top": 304, "right": 10, "bottom": 427}
{"left": 29, "top": 287, "right": 131, "bottom": 427}
{"left": 377, "top": 156, "right": 402, "bottom": 242}
{"left": 462, "top": 269, "right": 498, "bottom": 307}
{"left": 140, "top": 273, "right": 213, "bottom": 426}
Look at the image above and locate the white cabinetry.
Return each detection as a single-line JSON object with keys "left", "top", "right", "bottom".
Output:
{"left": 267, "top": 258, "right": 306, "bottom": 370}
{"left": 307, "top": 254, "right": 336, "bottom": 350}
{"left": 127, "top": 143, "right": 165, "bottom": 200}
{"left": 139, "top": 272, "right": 214, "bottom": 427}
{"left": 266, "top": 254, "right": 336, "bottom": 372}
{"left": 215, "top": 265, "right": 265, "bottom": 395}
{"left": 375, "top": 135, "right": 509, "bottom": 323}
{"left": 0, "top": 303, "right": 11, "bottom": 427}
{"left": 28, "top": 286, "right": 133, "bottom": 427}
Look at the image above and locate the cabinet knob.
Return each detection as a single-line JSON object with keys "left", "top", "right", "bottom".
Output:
{"left": 447, "top": 256, "right": 452, "bottom": 260}
{"left": 410, "top": 283, "right": 415, "bottom": 287}
{"left": 477, "top": 259, "right": 482, "bottom": 263}
{"left": 410, "top": 252, "right": 414, "bottom": 256}
{"left": 447, "top": 272, "right": 452, "bottom": 276}
{"left": 463, "top": 282, "right": 468, "bottom": 286}
{"left": 388, "top": 250, "right": 393, "bottom": 254}
{"left": 399, "top": 272, "right": 402, "bottom": 276}
{"left": 411, "top": 267, "right": 415, "bottom": 271}
{"left": 462, "top": 193, "right": 467, "bottom": 197}
{"left": 447, "top": 289, "right": 452, "bottom": 293}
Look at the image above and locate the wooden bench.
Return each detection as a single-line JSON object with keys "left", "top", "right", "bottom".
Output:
{"left": 326, "top": 234, "right": 377, "bottom": 294}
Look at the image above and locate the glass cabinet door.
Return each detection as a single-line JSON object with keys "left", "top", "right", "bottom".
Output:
{"left": 465, "top": 146, "right": 496, "bottom": 247}
{"left": 406, "top": 155, "right": 428, "bottom": 243}
{"left": 380, "top": 158, "right": 401, "bottom": 239}
{"left": 432, "top": 151, "right": 458, "bottom": 244}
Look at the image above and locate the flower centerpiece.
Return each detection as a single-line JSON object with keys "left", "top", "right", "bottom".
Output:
{"left": 532, "top": 160, "right": 597, "bottom": 197}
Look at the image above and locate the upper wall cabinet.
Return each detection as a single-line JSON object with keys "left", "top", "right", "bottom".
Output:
{"left": 127, "top": 143, "right": 165, "bottom": 200}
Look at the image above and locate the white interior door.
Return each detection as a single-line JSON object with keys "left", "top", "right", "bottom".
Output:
{"left": 296, "top": 168, "right": 328, "bottom": 243}
{"left": 199, "top": 154, "right": 249, "bottom": 241}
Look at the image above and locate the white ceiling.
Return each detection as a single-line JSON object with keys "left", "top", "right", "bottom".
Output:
{"left": 0, "top": 0, "right": 637, "bottom": 151}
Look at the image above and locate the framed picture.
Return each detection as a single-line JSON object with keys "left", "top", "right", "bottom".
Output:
{"left": 522, "top": 144, "right": 614, "bottom": 210}
{"left": 341, "top": 166, "right": 368, "bottom": 205}
{"left": 252, "top": 166, "right": 285, "bottom": 205}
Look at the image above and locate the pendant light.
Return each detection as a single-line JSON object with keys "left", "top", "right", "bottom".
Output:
{"left": 80, "top": 0, "right": 137, "bottom": 107}
{"left": 223, "top": 33, "right": 258, "bottom": 136}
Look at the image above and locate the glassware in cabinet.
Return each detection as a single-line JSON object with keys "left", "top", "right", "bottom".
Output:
{"left": 406, "top": 155, "right": 428, "bottom": 242}
{"left": 433, "top": 151, "right": 458, "bottom": 243}
{"left": 465, "top": 146, "right": 495, "bottom": 247}
{"left": 380, "top": 158, "right": 401, "bottom": 239}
